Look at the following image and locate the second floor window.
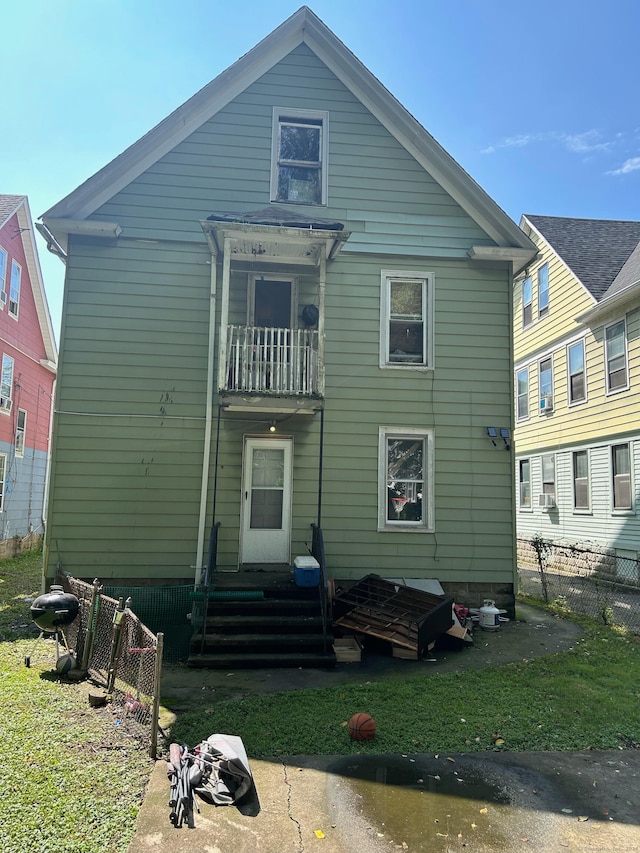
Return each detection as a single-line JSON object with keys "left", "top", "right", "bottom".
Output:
{"left": 605, "top": 319, "right": 628, "bottom": 393}
{"left": 0, "top": 248, "right": 7, "bottom": 302}
{"left": 517, "top": 367, "right": 529, "bottom": 419}
{"left": 612, "top": 443, "right": 632, "bottom": 510}
{"left": 538, "top": 264, "right": 549, "bottom": 317}
{"left": 1, "top": 354, "right": 14, "bottom": 405}
{"left": 539, "top": 356, "right": 553, "bottom": 412}
{"left": 522, "top": 276, "right": 532, "bottom": 327}
{"left": 380, "top": 271, "right": 432, "bottom": 368}
{"left": 567, "top": 340, "right": 586, "bottom": 403}
{"left": 272, "top": 109, "right": 328, "bottom": 205}
{"left": 9, "top": 260, "right": 21, "bottom": 318}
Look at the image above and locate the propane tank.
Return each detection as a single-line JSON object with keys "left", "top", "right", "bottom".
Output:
{"left": 479, "top": 599, "right": 500, "bottom": 631}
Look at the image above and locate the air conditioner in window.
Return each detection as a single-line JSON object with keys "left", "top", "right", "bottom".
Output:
{"left": 540, "top": 394, "right": 554, "bottom": 412}
{"left": 538, "top": 493, "right": 556, "bottom": 509}
{"left": 0, "top": 397, "right": 12, "bottom": 413}
{"left": 0, "top": 291, "right": 6, "bottom": 305}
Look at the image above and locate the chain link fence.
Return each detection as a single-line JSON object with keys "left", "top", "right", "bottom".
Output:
{"left": 517, "top": 537, "right": 640, "bottom": 633}
{"left": 58, "top": 575, "right": 163, "bottom": 757}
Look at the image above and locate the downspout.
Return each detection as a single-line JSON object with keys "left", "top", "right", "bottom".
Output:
{"left": 194, "top": 252, "right": 218, "bottom": 585}
{"left": 317, "top": 406, "right": 324, "bottom": 529}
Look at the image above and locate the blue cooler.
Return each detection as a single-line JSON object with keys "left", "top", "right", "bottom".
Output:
{"left": 294, "top": 556, "right": 320, "bottom": 587}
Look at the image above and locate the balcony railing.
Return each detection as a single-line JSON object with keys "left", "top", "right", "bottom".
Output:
{"left": 224, "top": 325, "right": 320, "bottom": 395}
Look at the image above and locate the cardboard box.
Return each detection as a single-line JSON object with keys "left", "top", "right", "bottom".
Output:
{"left": 333, "top": 636, "right": 361, "bottom": 662}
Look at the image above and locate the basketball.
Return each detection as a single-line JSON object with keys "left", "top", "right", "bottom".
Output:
{"left": 348, "top": 712, "right": 376, "bottom": 741}
{"left": 56, "top": 652, "right": 76, "bottom": 675}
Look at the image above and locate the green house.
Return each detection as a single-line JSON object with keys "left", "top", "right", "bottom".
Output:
{"left": 39, "top": 7, "right": 536, "bottom": 664}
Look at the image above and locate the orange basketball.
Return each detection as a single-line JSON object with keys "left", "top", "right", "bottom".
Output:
{"left": 348, "top": 712, "right": 376, "bottom": 741}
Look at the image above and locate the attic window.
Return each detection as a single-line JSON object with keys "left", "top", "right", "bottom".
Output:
{"left": 271, "top": 108, "right": 328, "bottom": 205}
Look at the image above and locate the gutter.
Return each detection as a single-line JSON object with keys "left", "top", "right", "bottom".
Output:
{"left": 576, "top": 278, "right": 640, "bottom": 325}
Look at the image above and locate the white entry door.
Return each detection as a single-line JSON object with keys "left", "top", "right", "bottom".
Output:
{"left": 240, "top": 438, "right": 293, "bottom": 564}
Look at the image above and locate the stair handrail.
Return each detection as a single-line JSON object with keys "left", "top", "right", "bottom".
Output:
{"left": 310, "top": 523, "right": 331, "bottom": 654}
{"left": 199, "top": 521, "right": 221, "bottom": 655}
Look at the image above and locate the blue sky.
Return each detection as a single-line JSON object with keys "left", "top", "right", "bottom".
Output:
{"left": 3, "top": 0, "right": 639, "bottom": 340}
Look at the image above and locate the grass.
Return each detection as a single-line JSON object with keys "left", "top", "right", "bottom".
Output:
{"left": 169, "top": 618, "right": 640, "bottom": 756}
{"left": 0, "top": 551, "right": 151, "bottom": 853}
{"left": 2, "top": 551, "right": 640, "bottom": 851}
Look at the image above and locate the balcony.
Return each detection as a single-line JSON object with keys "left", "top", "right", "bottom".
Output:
{"left": 223, "top": 325, "right": 320, "bottom": 396}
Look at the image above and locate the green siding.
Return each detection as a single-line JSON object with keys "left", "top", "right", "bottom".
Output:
{"left": 45, "top": 43, "right": 516, "bottom": 589}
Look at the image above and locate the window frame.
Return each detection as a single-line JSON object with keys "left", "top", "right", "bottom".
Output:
{"left": 538, "top": 355, "right": 553, "bottom": 413}
{"left": 379, "top": 270, "right": 433, "bottom": 370}
{"left": 522, "top": 276, "right": 533, "bottom": 328}
{"left": 9, "top": 259, "right": 21, "bottom": 319}
{"left": 612, "top": 442, "right": 633, "bottom": 512}
{"left": 538, "top": 263, "right": 550, "bottom": 318}
{"left": 541, "top": 453, "right": 556, "bottom": 502}
{"left": 378, "top": 426, "right": 434, "bottom": 532}
{"left": 519, "top": 458, "right": 532, "bottom": 510}
{"left": 604, "top": 318, "right": 628, "bottom": 394}
{"left": 270, "top": 107, "right": 328, "bottom": 206}
{"left": 567, "top": 338, "right": 586, "bottom": 405}
{"left": 15, "top": 408, "right": 26, "bottom": 459}
{"left": 0, "top": 353, "right": 14, "bottom": 410}
{"left": 516, "top": 366, "right": 529, "bottom": 420}
{"left": 0, "top": 247, "right": 7, "bottom": 307}
{"left": 572, "top": 449, "right": 590, "bottom": 511}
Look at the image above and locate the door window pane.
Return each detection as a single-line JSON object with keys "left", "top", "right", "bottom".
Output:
{"left": 250, "top": 448, "right": 284, "bottom": 529}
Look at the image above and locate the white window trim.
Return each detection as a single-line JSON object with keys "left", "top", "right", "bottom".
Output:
{"left": 538, "top": 263, "right": 550, "bottom": 318}
{"left": 270, "top": 107, "right": 329, "bottom": 206}
{"left": 538, "top": 354, "right": 554, "bottom": 415}
{"left": 604, "top": 317, "right": 629, "bottom": 395}
{"left": 0, "top": 353, "right": 14, "bottom": 414}
{"left": 522, "top": 276, "right": 533, "bottom": 328}
{"left": 566, "top": 338, "right": 587, "bottom": 406}
{"left": 379, "top": 270, "right": 433, "bottom": 370}
{"left": 9, "top": 259, "right": 21, "bottom": 319}
{"left": 572, "top": 448, "right": 591, "bottom": 514}
{"left": 516, "top": 366, "right": 529, "bottom": 421}
{"left": 15, "top": 408, "right": 26, "bottom": 459}
{"left": 611, "top": 442, "right": 634, "bottom": 514}
{"left": 0, "top": 247, "right": 7, "bottom": 308}
{"left": 378, "top": 426, "right": 434, "bottom": 532}
{"left": 518, "top": 457, "right": 532, "bottom": 512}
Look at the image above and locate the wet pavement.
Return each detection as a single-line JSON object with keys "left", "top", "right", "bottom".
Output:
{"left": 128, "top": 604, "right": 640, "bottom": 852}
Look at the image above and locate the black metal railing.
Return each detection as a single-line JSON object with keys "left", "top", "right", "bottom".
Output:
{"left": 311, "top": 523, "right": 331, "bottom": 653}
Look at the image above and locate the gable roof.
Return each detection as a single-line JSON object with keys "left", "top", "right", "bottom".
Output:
{"left": 41, "top": 6, "right": 534, "bottom": 258}
{"left": 0, "top": 195, "right": 58, "bottom": 367}
{"left": 523, "top": 214, "right": 640, "bottom": 301}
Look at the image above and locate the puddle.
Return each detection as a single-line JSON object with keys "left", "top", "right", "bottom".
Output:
{"left": 330, "top": 755, "right": 534, "bottom": 852}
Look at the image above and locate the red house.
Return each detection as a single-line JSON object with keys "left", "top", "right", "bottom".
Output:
{"left": 0, "top": 195, "right": 57, "bottom": 554}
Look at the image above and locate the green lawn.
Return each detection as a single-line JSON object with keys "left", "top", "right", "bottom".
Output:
{"left": 2, "top": 551, "right": 640, "bottom": 852}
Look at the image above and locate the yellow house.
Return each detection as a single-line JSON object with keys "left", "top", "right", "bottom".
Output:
{"left": 514, "top": 215, "right": 640, "bottom": 580}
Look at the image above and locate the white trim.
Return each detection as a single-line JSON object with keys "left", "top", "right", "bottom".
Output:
{"left": 566, "top": 337, "right": 587, "bottom": 407}
{"left": 378, "top": 426, "right": 434, "bottom": 532}
{"left": 538, "top": 354, "right": 554, "bottom": 416}
{"left": 516, "top": 365, "right": 530, "bottom": 422}
{"left": 611, "top": 441, "right": 634, "bottom": 513}
{"left": 270, "top": 107, "right": 328, "bottom": 206}
{"left": 604, "top": 317, "right": 629, "bottom": 395}
{"left": 379, "top": 269, "right": 433, "bottom": 370}
{"left": 518, "top": 457, "right": 532, "bottom": 512}
{"left": 9, "top": 258, "right": 21, "bottom": 319}
{"left": 15, "top": 408, "right": 26, "bottom": 459}
{"left": 571, "top": 447, "right": 591, "bottom": 513}
{"left": 0, "top": 453, "right": 6, "bottom": 512}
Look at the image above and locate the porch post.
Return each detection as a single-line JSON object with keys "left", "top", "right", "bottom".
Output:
{"left": 317, "top": 245, "right": 326, "bottom": 395}
{"left": 217, "top": 236, "right": 232, "bottom": 390}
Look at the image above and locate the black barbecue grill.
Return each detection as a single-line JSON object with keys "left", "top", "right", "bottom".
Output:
{"left": 25, "top": 584, "right": 80, "bottom": 668}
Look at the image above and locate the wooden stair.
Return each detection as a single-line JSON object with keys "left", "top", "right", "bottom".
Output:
{"left": 187, "top": 568, "right": 336, "bottom": 668}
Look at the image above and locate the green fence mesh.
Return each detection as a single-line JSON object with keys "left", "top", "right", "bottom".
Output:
{"left": 103, "top": 584, "right": 194, "bottom": 662}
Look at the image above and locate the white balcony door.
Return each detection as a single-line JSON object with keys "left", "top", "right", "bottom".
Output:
{"left": 240, "top": 438, "right": 293, "bottom": 564}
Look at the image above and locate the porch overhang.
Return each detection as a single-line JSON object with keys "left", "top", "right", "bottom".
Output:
{"left": 200, "top": 207, "right": 350, "bottom": 265}
{"left": 201, "top": 221, "right": 350, "bottom": 265}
